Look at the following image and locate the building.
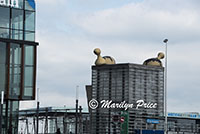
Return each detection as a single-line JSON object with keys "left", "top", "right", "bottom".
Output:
{"left": 87, "top": 63, "right": 164, "bottom": 133}
{"left": 167, "top": 112, "right": 200, "bottom": 133}
{"left": 0, "top": 0, "right": 38, "bottom": 133}
{"left": 18, "top": 107, "right": 90, "bottom": 134}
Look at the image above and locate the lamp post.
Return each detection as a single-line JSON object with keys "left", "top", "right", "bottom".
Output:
{"left": 163, "top": 39, "right": 168, "bottom": 134}
{"left": 0, "top": 91, "right": 4, "bottom": 133}
{"left": 36, "top": 88, "right": 40, "bottom": 134}
{"left": 75, "top": 86, "right": 79, "bottom": 134}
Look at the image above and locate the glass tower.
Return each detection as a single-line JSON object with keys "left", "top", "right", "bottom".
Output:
{"left": 0, "top": 0, "right": 37, "bottom": 133}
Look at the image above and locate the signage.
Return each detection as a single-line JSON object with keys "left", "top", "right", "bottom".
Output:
{"left": 120, "top": 117, "right": 125, "bottom": 123}
{"left": 0, "top": 0, "right": 19, "bottom": 8}
{"left": 146, "top": 119, "right": 159, "bottom": 124}
{"left": 168, "top": 112, "right": 200, "bottom": 119}
{"left": 120, "top": 111, "right": 129, "bottom": 134}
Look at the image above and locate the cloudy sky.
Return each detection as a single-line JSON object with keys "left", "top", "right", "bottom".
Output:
{"left": 20, "top": 0, "right": 200, "bottom": 113}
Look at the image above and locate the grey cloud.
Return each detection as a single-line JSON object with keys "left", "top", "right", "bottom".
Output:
{"left": 69, "top": 1, "right": 200, "bottom": 43}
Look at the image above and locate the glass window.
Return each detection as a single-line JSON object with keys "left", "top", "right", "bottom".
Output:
{"left": 24, "top": 31, "right": 35, "bottom": 41}
{"left": 24, "top": 87, "right": 33, "bottom": 96}
{"left": 11, "top": 30, "right": 23, "bottom": 40}
{"left": 23, "top": 45, "right": 35, "bottom": 97}
{"left": 25, "top": 0, "right": 35, "bottom": 11}
{"left": 25, "top": 11, "right": 35, "bottom": 31}
{"left": 10, "top": 44, "right": 21, "bottom": 65}
{"left": 17, "top": 0, "right": 24, "bottom": 9}
{"left": 24, "top": 66, "right": 33, "bottom": 87}
{"left": 11, "top": 9, "right": 23, "bottom": 30}
{"left": 9, "top": 43, "right": 22, "bottom": 98}
{"left": 0, "top": 28, "right": 9, "bottom": 38}
{"left": 24, "top": 45, "right": 34, "bottom": 65}
{"left": 0, "top": 42, "right": 7, "bottom": 93}
{"left": 0, "top": 7, "right": 10, "bottom": 28}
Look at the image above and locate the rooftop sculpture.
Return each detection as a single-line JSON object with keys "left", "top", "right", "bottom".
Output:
{"left": 94, "top": 48, "right": 116, "bottom": 66}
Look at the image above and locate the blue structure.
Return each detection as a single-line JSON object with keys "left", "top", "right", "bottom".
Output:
{"left": 135, "top": 130, "right": 164, "bottom": 134}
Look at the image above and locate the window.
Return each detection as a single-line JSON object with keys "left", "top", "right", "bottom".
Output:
{"left": 11, "top": 29, "right": 23, "bottom": 40}
{"left": 18, "top": 0, "right": 24, "bottom": 9}
{"left": 25, "top": 10, "right": 35, "bottom": 41}
{"left": 24, "top": 31, "right": 35, "bottom": 41}
{"left": 11, "top": 8, "right": 23, "bottom": 40}
{"left": 9, "top": 43, "right": 22, "bottom": 98}
{"left": 11, "top": 9, "right": 23, "bottom": 30}
{"left": 0, "top": 28, "right": 9, "bottom": 38}
{"left": 11, "top": 8, "right": 24, "bottom": 40}
{"left": 0, "top": 7, "right": 10, "bottom": 38}
{"left": 0, "top": 7, "right": 10, "bottom": 28}
{"left": 0, "top": 40, "right": 37, "bottom": 100}
{"left": 0, "top": 42, "right": 7, "bottom": 93}
{"left": 23, "top": 45, "right": 34, "bottom": 97}
{"left": 25, "top": 11, "right": 35, "bottom": 31}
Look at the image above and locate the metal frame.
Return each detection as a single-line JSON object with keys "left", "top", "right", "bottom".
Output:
{"left": 18, "top": 107, "right": 89, "bottom": 134}
{"left": 20, "top": 42, "right": 25, "bottom": 100}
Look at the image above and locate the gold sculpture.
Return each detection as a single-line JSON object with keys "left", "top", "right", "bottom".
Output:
{"left": 94, "top": 48, "right": 116, "bottom": 65}
{"left": 143, "top": 52, "right": 165, "bottom": 67}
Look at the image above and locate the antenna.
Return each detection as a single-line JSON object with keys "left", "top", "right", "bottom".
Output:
{"left": 76, "top": 85, "right": 79, "bottom": 100}
{"left": 37, "top": 88, "right": 40, "bottom": 102}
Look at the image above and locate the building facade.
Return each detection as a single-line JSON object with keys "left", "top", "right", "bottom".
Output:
{"left": 0, "top": 0, "right": 37, "bottom": 133}
{"left": 89, "top": 63, "right": 164, "bottom": 133}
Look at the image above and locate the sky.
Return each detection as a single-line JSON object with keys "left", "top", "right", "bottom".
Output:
{"left": 20, "top": 0, "right": 200, "bottom": 113}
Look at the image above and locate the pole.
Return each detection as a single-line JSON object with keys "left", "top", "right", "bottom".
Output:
{"left": 0, "top": 91, "right": 4, "bottom": 134}
{"left": 163, "top": 39, "right": 168, "bottom": 134}
{"left": 75, "top": 86, "right": 79, "bottom": 134}
{"left": 79, "top": 106, "right": 82, "bottom": 134}
{"left": 37, "top": 101, "right": 39, "bottom": 134}
{"left": 36, "top": 88, "right": 40, "bottom": 134}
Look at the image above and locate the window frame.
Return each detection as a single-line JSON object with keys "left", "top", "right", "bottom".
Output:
{"left": 0, "top": 37, "right": 38, "bottom": 100}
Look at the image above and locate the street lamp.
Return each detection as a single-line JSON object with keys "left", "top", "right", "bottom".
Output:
{"left": 163, "top": 39, "right": 168, "bottom": 134}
